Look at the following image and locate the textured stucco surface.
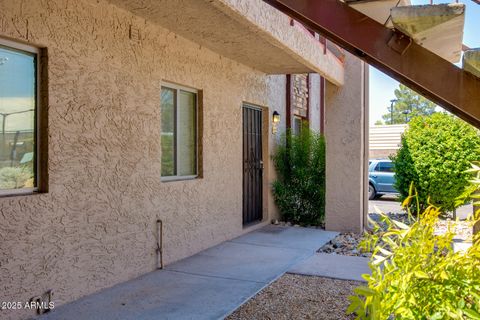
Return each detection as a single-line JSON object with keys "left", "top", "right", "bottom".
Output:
{"left": 266, "top": 75, "right": 287, "bottom": 222}
{"left": 0, "top": 0, "right": 298, "bottom": 318}
{"left": 324, "top": 52, "right": 367, "bottom": 233}
{"left": 107, "top": 0, "right": 344, "bottom": 84}
{"left": 309, "top": 74, "right": 321, "bottom": 133}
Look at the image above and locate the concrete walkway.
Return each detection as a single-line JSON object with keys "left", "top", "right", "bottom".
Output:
{"left": 288, "top": 253, "right": 370, "bottom": 282}
{"left": 41, "top": 225, "right": 337, "bottom": 320}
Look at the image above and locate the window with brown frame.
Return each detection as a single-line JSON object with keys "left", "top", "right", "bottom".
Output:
{"left": 0, "top": 38, "right": 44, "bottom": 195}
{"left": 160, "top": 83, "right": 198, "bottom": 181}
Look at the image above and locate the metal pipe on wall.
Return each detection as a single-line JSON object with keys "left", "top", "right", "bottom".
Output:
{"left": 156, "top": 219, "right": 163, "bottom": 269}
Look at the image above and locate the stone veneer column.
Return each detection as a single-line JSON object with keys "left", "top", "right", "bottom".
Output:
{"left": 291, "top": 74, "right": 309, "bottom": 117}
{"left": 324, "top": 52, "right": 368, "bottom": 233}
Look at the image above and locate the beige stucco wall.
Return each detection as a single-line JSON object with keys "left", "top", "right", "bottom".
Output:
{"left": 0, "top": 0, "right": 288, "bottom": 318}
{"left": 266, "top": 75, "right": 288, "bottom": 222}
{"left": 309, "top": 73, "right": 322, "bottom": 132}
{"left": 324, "top": 52, "right": 368, "bottom": 233}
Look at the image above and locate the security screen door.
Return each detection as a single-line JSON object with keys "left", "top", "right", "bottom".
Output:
{"left": 242, "top": 105, "right": 263, "bottom": 225}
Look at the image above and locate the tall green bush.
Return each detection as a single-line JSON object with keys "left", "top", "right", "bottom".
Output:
{"left": 272, "top": 126, "right": 325, "bottom": 225}
{"left": 392, "top": 113, "right": 480, "bottom": 212}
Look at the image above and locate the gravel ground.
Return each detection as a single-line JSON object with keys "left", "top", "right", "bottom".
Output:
{"left": 226, "top": 274, "right": 361, "bottom": 320}
{"left": 317, "top": 233, "right": 369, "bottom": 257}
{"left": 318, "top": 213, "right": 474, "bottom": 256}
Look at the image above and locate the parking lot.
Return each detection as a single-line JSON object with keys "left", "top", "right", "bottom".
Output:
{"left": 369, "top": 195, "right": 473, "bottom": 221}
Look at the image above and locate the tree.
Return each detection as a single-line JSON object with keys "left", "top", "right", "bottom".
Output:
{"left": 382, "top": 84, "right": 437, "bottom": 124}
{"left": 392, "top": 113, "right": 480, "bottom": 213}
{"left": 374, "top": 120, "right": 384, "bottom": 126}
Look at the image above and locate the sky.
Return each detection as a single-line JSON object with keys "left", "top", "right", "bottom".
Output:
{"left": 0, "top": 46, "right": 36, "bottom": 131}
{"left": 369, "top": 0, "right": 480, "bottom": 125}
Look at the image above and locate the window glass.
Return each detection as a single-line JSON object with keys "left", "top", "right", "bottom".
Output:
{"left": 0, "top": 45, "right": 36, "bottom": 191}
{"left": 177, "top": 90, "right": 196, "bottom": 176}
{"left": 161, "top": 85, "right": 197, "bottom": 179}
{"left": 161, "top": 88, "right": 175, "bottom": 177}
{"left": 375, "top": 161, "right": 394, "bottom": 173}
{"left": 293, "top": 116, "right": 302, "bottom": 135}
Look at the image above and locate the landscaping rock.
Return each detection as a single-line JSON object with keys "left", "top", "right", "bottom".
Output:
{"left": 226, "top": 274, "right": 359, "bottom": 320}
{"left": 317, "top": 232, "right": 369, "bottom": 257}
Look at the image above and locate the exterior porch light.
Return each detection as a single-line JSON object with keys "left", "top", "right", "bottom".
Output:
{"left": 272, "top": 111, "right": 281, "bottom": 134}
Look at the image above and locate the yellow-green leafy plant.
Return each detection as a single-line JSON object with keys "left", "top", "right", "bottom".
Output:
{"left": 348, "top": 184, "right": 480, "bottom": 319}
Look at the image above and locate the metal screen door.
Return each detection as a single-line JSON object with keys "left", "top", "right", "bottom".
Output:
{"left": 242, "top": 105, "right": 263, "bottom": 225}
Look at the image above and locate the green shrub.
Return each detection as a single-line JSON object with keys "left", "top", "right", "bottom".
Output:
{"left": 392, "top": 113, "right": 480, "bottom": 213}
{"left": 272, "top": 126, "right": 325, "bottom": 226}
{"left": 348, "top": 189, "right": 480, "bottom": 319}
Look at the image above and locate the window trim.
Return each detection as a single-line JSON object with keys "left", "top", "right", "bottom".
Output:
{"left": 0, "top": 38, "right": 42, "bottom": 196}
{"left": 160, "top": 82, "right": 198, "bottom": 182}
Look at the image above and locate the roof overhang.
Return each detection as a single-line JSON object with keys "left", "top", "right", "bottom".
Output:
{"left": 108, "top": 0, "right": 344, "bottom": 84}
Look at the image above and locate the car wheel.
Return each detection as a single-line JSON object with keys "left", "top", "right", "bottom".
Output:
{"left": 368, "top": 184, "right": 376, "bottom": 200}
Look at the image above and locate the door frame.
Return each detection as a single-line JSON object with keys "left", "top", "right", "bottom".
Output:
{"left": 242, "top": 103, "right": 268, "bottom": 226}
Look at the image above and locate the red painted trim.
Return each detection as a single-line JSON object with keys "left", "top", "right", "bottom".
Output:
{"left": 306, "top": 73, "right": 310, "bottom": 124}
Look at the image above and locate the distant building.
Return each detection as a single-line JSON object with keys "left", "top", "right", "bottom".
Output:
{"left": 369, "top": 124, "right": 407, "bottom": 159}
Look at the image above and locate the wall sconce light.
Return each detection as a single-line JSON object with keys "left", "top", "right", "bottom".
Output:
{"left": 272, "top": 111, "right": 280, "bottom": 134}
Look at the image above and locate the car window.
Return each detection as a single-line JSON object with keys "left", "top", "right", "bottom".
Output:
{"left": 375, "top": 161, "right": 394, "bottom": 173}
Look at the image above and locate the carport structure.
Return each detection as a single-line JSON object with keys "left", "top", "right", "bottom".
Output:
{"left": 263, "top": 0, "right": 480, "bottom": 230}
{"left": 264, "top": 0, "right": 480, "bottom": 126}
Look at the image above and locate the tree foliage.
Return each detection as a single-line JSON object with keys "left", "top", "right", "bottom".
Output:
{"left": 348, "top": 192, "right": 480, "bottom": 319}
{"left": 272, "top": 126, "right": 325, "bottom": 226}
{"left": 381, "top": 84, "right": 437, "bottom": 125}
{"left": 392, "top": 113, "right": 480, "bottom": 213}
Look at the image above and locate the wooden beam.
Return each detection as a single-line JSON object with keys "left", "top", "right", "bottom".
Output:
{"left": 263, "top": 0, "right": 480, "bottom": 128}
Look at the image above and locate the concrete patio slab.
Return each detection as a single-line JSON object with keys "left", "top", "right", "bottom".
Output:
{"left": 40, "top": 225, "right": 337, "bottom": 320}
{"left": 41, "top": 270, "right": 264, "bottom": 320}
{"left": 453, "top": 240, "right": 473, "bottom": 253}
{"left": 230, "top": 225, "right": 338, "bottom": 251}
{"left": 288, "top": 253, "right": 371, "bottom": 282}
{"left": 166, "top": 241, "right": 310, "bottom": 283}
